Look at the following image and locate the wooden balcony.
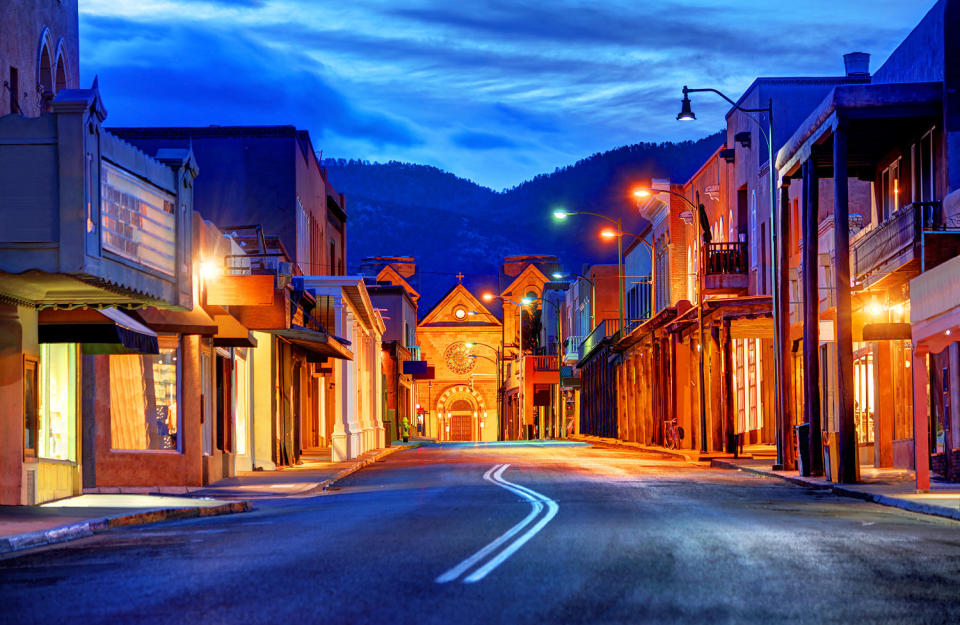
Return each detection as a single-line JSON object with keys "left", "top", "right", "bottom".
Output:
{"left": 703, "top": 241, "right": 749, "bottom": 294}
{"left": 523, "top": 354, "right": 559, "bottom": 384}
{"left": 851, "top": 201, "right": 960, "bottom": 288}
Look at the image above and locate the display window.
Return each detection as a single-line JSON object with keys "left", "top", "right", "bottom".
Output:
{"left": 39, "top": 343, "right": 78, "bottom": 461}
{"left": 235, "top": 352, "right": 248, "bottom": 456}
{"left": 110, "top": 335, "right": 180, "bottom": 451}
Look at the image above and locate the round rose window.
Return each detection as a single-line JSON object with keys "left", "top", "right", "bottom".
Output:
{"left": 443, "top": 342, "right": 476, "bottom": 375}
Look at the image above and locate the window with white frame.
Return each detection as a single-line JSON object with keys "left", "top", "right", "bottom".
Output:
{"left": 296, "top": 197, "right": 309, "bottom": 273}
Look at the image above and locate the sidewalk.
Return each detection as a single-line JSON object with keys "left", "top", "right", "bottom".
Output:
{"left": 569, "top": 434, "right": 745, "bottom": 463}
{"left": 1, "top": 440, "right": 425, "bottom": 557}
{"left": 711, "top": 457, "right": 960, "bottom": 522}
{"left": 192, "top": 440, "right": 426, "bottom": 499}
{"left": 0, "top": 495, "right": 250, "bottom": 556}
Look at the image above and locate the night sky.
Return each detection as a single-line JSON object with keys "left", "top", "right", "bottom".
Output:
{"left": 80, "top": 0, "right": 933, "bottom": 190}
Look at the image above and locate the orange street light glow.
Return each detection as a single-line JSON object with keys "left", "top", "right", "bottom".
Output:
{"left": 633, "top": 188, "right": 651, "bottom": 199}
{"left": 482, "top": 293, "right": 495, "bottom": 302}
{"left": 600, "top": 228, "right": 618, "bottom": 239}
{"left": 199, "top": 259, "right": 221, "bottom": 281}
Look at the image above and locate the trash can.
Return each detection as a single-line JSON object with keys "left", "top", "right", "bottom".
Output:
{"left": 795, "top": 423, "right": 811, "bottom": 476}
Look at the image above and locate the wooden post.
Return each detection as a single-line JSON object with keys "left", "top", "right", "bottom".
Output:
{"left": 833, "top": 120, "right": 858, "bottom": 483}
{"left": 723, "top": 320, "right": 735, "bottom": 454}
{"left": 779, "top": 178, "right": 795, "bottom": 469}
{"left": 913, "top": 351, "right": 930, "bottom": 492}
{"left": 710, "top": 324, "right": 723, "bottom": 451}
{"left": 802, "top": 160, "right": 824, "bottom": 475}
{"left": 876, "top": 342, "right": 894, "bottom": 467}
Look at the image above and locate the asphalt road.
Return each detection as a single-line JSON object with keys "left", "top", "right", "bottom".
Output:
{"left": 2, "top": 442, "right": 960, "bottom": 625}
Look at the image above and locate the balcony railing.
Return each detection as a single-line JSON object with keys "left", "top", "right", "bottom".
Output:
{"left": 578, "top": 318, "right": 645, "bottom": 362}
{"left": 529, "top": 355, "right": 558, "bottom": 371}
{"left": 852, "top": 201, "right": 941, "bottom": 282}
{"left": 704, "top": 241, "right": 748, "bottom": 275}
{"left": 703, "top": 241, "right": 749, "bottom": 293}
{"left": 563, "top": 335, "right": 584, "bottom": 361}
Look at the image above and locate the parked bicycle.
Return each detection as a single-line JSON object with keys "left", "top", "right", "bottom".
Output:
{"left": 663, "top": 419, "right": 684, "bottom": 450}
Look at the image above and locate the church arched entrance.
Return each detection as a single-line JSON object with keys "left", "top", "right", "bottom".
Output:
{"left": 437, "top": 385, "right": 487, "bottom": 442}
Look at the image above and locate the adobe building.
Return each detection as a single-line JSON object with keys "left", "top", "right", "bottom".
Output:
{"left": 416, "top": 276, "right": 502, "bottom": 442}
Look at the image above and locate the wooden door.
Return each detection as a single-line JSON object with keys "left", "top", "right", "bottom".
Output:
{"left": 450, "top": 413, "right": 473, "bottom": 441}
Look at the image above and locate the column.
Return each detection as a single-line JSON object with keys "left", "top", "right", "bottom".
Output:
{"left": 723, "top": 320, "right": 735, "bottom": 454}
{"left": 779, "top": 178, "right": 795, "bottom": 469}
{"left": 833, "top": 121, "right": 858, "bottom": 483}
{"left": 913, "top": 351, "right": 930, "bottom": 492}
{"left": 802, "top": 160, "right": 824, "bottom": 476}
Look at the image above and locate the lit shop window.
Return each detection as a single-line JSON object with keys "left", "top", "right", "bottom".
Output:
{"left": 39, "top": 344, "right": 78, "bottom": 461}
{"left": 110, "top": 336, "right": 180, "bottom": 451}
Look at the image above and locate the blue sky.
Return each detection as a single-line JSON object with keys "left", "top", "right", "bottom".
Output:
{"left": 79, "top": 0, "right": 934, "bottom": 190}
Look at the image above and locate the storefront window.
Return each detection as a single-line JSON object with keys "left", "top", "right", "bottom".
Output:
{"left": 892, "top": 340, "right": 914, "bottom": 441}
{"left": 39, "top": 344, "right": 77, "bottom": 461}
{"left": 853, "top": 342, "right": 875, "bottom": 446}
{"left": 235, "top": 353, "right": 248, "bottom": 456}
{"left": 110, "top": 336, "right": 179, "bottom": 451}
{"left": 23, "top": 358, "right": 38, "bottom": 458}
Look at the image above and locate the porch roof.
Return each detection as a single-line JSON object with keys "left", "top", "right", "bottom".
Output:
{"left": 911, "top": 254, "right": 960, "bottom": 355}
{"left": 776, "top": 82, "right": 942, "bottom": 177}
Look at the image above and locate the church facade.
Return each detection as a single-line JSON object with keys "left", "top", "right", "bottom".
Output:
{"left": 416, "top": 284, "right": 501, "bottom": 442}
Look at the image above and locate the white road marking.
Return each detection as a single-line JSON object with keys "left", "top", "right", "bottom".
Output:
{"left": 436, "top": 463, "right": 558, "bottom": 584}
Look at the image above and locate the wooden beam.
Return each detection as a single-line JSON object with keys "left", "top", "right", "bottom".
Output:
{"left": 802, "top": 159, "right": 824, "bottom": 476}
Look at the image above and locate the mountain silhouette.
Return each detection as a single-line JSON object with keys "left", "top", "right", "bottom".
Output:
{"left": 324, "top": 131, "right": 723, "bottom": 309}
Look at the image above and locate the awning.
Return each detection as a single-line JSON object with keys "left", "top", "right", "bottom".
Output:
{"left": 136, "top": 306, "right": 218, "bottom": 336}
{"left": 273, "top": 326, "right": 353, "bottom": 360}
{"left": 38, "top": 307, "right": 159, "bottom": 354}
{"left": 204, "top": 304, "right": 257, "bottom": 348}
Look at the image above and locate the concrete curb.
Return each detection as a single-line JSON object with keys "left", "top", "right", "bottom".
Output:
{"left": 710, "top": 459, "right": 960, "bottom": 523}
{"left": 569, "top": 435, "right": 693, "bottom": 461}
{"left": 309, "top": 443, "right": 425, "bottom": 495}
{"left": 0, "top": 500, "right": 252, "bottom": 556}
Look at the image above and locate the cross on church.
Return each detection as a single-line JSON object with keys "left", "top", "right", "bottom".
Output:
{"left": 456, "top": 272, "right": 464, "bottom": 283}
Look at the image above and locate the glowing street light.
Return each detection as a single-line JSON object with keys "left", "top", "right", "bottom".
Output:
{"left": 552, "top": 210, "right": 569, "bottom": 220}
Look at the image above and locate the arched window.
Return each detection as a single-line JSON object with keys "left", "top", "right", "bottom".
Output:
{"left": 38, "top": 42, "right": 53, "bottom": 96}
{"left": 55, "top": 53, "right": 67, "bottom": 93}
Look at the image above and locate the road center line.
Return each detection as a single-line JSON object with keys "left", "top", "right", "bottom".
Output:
{"left": 436, "top": 464, "right": 558, "bottom": 584}
{"left": 435, "top": 464, "right": 542, "bottom": 584}
{"left": 463, "top": 467, "right": 558, "bottom": 583}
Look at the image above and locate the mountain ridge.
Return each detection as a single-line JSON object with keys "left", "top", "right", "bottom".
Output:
{"left": 323, "top": 131, "right": 724, "bottom": 309}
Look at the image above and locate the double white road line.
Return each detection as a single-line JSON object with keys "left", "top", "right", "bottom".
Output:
{"left": 436, "top": 463, "right": 558, "bottom": 584}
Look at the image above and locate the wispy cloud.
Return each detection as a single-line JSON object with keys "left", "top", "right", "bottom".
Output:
{"left": 79, "top": 0, "right": 935, "bottom": 189}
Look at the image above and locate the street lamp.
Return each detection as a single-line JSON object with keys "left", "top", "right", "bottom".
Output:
{"left": 632, "top": 184, "right": 710, "bottom": 454}
{"left": 553, "top": 209, "right": 625, "bottom": 334}
{"left": 483, "top": 293, "right": 530, "bottom": 440}
{"left": 678, "top": 84, "right": 785, "bottom": 469}
{"left": 599, "top": 227, "right": 655, "bottom": 322}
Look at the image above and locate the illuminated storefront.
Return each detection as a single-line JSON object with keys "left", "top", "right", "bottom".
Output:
{"left": 109, "top": 336, "right": 180, "bottom": 451}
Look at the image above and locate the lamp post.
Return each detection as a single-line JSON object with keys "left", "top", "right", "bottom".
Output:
{"left": 678, "top": 85, "right": 784, "bottom": 468}
{"left": 633, "top": 185, "right": 710, "bottom": 453}
{"left": 554, "top": 210, "right": 625, "bottom": 334}
{"left": 524, "top": 294, "right": 564, "bottom": 439}
{"left": 466, "top": 342, "right": 501, "bottom": 441}
{"left": 599, "top": 226, "right": 655, "bottom": 320}
{"left": 483, "top": 293, "right": 529, "bottom": 440}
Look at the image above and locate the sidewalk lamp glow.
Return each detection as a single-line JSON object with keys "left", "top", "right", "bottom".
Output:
{"left": 551, "top": 272, "right": 565, "bottom": 280}
{"left": 677, "top": 89, "right": 696, "bottom": 121}
{"left": 520, "top": 296, "right": 534, "bottom": 305}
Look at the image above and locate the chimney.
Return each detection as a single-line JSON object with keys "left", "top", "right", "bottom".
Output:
{"left": 843, "top": 52, "right": 871, "bottom": 78}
